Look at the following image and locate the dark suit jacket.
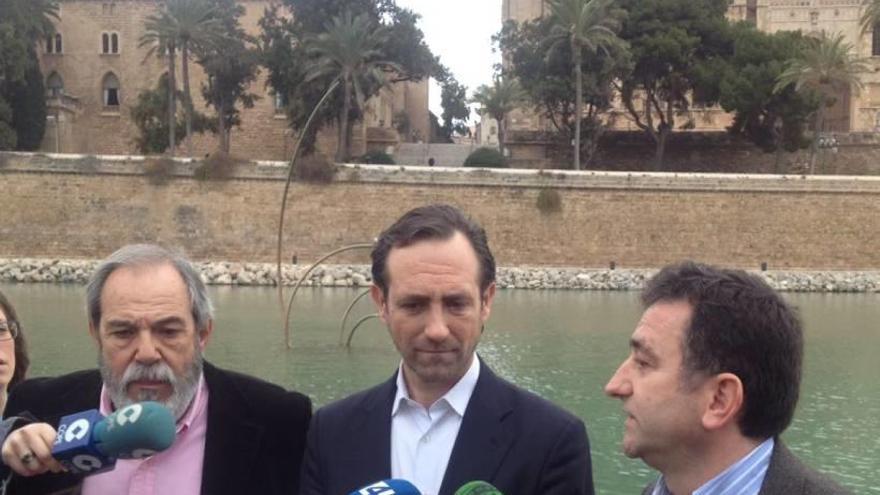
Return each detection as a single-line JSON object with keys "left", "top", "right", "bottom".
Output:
{"left": 641, "top": 439, "right": 851, "bottom": 495}
{"left": 3, "top": 361, "right": 312, "bottom": 495}
{"left": 301, "top": 360, "right": 594, "bottom": 495}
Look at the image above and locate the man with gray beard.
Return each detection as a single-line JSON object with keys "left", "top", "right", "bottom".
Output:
{"left": 0, "top": 244, "right": 312, "bottom": 495}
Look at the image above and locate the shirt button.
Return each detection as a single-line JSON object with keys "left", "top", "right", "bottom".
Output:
{"left": 422, "top": 435, "right": 431, "bottom": 443}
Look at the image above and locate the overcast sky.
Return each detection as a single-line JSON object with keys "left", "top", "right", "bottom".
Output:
{"left": 394, "top": 0, "right": 502, "bottom": 121}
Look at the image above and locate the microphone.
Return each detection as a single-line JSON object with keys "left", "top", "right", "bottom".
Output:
{"left": 51, "top": 401, "right": 176, "bottom": 475}
{"left": 454, "top": 481, "right": 504, "bottom": 495}
{"left": 348, "top": 479, "right": 422, "bottom": 495}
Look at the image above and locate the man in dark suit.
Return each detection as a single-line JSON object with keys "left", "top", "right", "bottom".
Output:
{"left": 301, "top": 204, "right": 594, "bottom": 495}
{"left": 0, "top": 244, "right": 312, "bottom": 495}
{"left": 605, "top": 262, "right": 850, "bottom": 495}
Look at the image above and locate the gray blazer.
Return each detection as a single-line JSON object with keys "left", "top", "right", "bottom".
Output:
{"left": 641, "top": 440, "right": 851, "bottom": 495}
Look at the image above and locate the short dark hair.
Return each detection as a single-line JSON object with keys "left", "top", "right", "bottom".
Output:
{"left": 642, "top": 261, "right": 803, "bottom": 440}
{"left": 0, "top": 290, "right": 30, "bottom": 389}
{"left": 371, "top": 204, "right": 496, "bottom": 296}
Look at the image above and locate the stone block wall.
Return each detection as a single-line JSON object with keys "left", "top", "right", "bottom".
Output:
{"left": 2, "top": 152, "right": 879, "bottom": 270}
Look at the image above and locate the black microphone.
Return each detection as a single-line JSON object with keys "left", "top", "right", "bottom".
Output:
{"left": 51, "top": 401, "right": 176, "bottom": 475}
{"left": 347, "top": 479, "right": 423, "bottom": 495}
{"left": 454, "top": 481, "right": 504, "bottom": 495}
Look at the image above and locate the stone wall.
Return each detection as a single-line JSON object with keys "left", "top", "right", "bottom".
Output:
{"left": 507, "top": 130, "right": 880, "bottom": 175}
{"left": 2, "top": 152, "right": 880, "bottom": 270}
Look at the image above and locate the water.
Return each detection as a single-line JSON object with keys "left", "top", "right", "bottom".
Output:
{"left": 2, "top": 283, "right": 877, "bottom": 493}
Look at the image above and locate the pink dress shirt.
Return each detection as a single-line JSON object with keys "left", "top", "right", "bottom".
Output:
{"left": 82, "top": 376, "right": 209, "bottom": 495}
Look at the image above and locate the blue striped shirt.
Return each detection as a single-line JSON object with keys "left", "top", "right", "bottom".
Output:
{"left": 651, "top": 437, "right": 775, "bottom": 495}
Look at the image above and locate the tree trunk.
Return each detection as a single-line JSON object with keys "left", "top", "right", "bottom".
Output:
{"left": 573, "top": 43, "right": 582, "bottom": 171}
{"left": 182, "top": 43, "right": 194, "bottom": 158}
{"left": 654, "top": 129, "right": 668, "bottom": 171}
{"left": 809, "top": 103, "right": 824, "bottom": 175}
{"left": 498, "top": 115, "right": 506, "bottom": 159}
{"left": 167, "top": 43, "right": 176, "bottom": 157}
{"left": 336, "top": 79, "right": 352, "bottom": 162}
{"left": 218, "top": 99, "right": 228, "bottom": 153}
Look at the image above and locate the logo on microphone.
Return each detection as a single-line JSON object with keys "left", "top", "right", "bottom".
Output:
{"left": 357, "top": 481, "right": 396, "bottom": 495}
{"left": 64, "top": 419, "right": 91, "bottom": 442}
{"left": 115, "top": 403, "right": 143, "bottom": 425}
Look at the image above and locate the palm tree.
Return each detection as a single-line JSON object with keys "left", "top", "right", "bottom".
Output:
{"left": 774, "top": 33, "right": 870, "bottom": 173}
{"left": 860, "top": 0, "right": 880, "bottom": 36}
{"left": 546, "top": 0, "right": 625, "bottom": 170}
{"left": 141, "top": 0, "right": 221, "bottom": 157}
{"left": 305, "top": 11, "right": 400, "bottom": 163}
{"left": 471, "top": 77, "right": 526, "bottom": 159}
{"left": 0, "top": 0, "right": 58, "bottom": 42}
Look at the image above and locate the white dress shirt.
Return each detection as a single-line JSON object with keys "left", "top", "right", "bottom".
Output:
{"left": 391, "top": 357, "right": 480, "bottom": 495}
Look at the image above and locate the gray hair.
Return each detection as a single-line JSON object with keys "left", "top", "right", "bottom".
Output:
{"left": 86, "top": 244, "right": 214, "bottom": 332}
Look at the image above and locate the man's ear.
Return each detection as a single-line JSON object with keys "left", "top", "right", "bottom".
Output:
{"left": 701, "top": 372, "right": 745, "bottom": 431}
{"left": 480, "top": 282, "right": 497, "bottom": 322}
{"left": 370, "top": 284, "right": 388, "bottom": 324}
{"left": 198, "top": 319, "right": 214, "bottom": 350}
{"left": 89, "top": 322, "right": 100, "bottom": 344}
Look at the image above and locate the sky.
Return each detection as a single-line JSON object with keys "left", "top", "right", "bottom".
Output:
{"left": 394, "top": 0, "right": 502, "bottom": 121}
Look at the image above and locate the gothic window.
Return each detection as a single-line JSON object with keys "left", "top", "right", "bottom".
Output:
{"left": 46, "top": 72, "right": 64, "bottom": 98}
{"left": 46, "top": 33, "right": 62, "bottom": 54}
{"left": 102, "top": 72, "right": 120, "bottom": 107}
{"left": 101, "top": 32, "right": 119, "bottom": 54}
{"left": 873, "top": 23, "right": 880, "bottom": 57}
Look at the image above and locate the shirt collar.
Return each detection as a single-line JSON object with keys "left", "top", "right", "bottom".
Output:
{"left": 392, "top": 355, "right": 481, "bottom": 417}
{"left": 99, "top": 373, "right": 207, "bottom": 433}
{"left": 653, "top": 437, "right": 775, "bottom": 495}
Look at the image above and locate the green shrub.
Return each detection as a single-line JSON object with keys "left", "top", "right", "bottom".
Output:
{"left": 294, "top": 153, "right": 336, "bottom": 183}
{"left": 358, "top": 150, "right": 395, "bottom": 165}
{"left": 194, "top": 151, "right": 240, "bottom": 181}
{"left": 536, "top": 188, "right": 562, "bottom": 214}
{"left": 464, "top": 147, "right": 507, "bottom": 168}
{"left": 144, "top": 157, "right": 175, "bottom": 186}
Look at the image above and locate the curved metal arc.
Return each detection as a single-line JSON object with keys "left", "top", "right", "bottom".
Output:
{"left": 339, "top": 288, "right": 372, "bottom": 346}
{"left": 276, "top": 78, "right": 341, "bottom": 339}
{"left": 345, "top": 314, "right": 380, "bottom": 348}
{"left": 283, "top": 242, "right": 374, "bottom": 349}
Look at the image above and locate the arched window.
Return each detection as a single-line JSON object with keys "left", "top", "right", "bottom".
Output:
{"left": 46, "top": 33, "right": 62, "bottom": 54}
{"left": 101, "top": 32, "right": 119, "bottom": 54}
{"left": 46, "top": 72, "right": 64, "bottom": 98}
{"left": 873, "top": 23, "right": 880, "bottom": 57}
{"left": 102, "top": 72, "right": 120, "bottom": 107}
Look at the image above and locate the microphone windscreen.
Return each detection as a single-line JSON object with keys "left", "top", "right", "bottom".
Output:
{"left": 348, "top": 479, "right": 422, "bottom": 495}
{"left": 454, "top": 481, "right": 504, "bottom": 495}
{"left": 93, "top": 401, "right": 176, "bottom": 459}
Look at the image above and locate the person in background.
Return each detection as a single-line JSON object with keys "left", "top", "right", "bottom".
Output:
{"left": 605, "top": 261, "right": 850, "bottom": 495}
{"left": 301, "top": 204, "right": 594, "bottom": 495}
{"left": 0, "top": 244, "right": 311, "bottom": 495}
{"left": 0, "top": 291, "right": 29, "bottom": 415}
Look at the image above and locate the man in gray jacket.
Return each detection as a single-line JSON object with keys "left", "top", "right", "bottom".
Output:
{"left": 605, "top": 261, "right": 850, "bottom": 495}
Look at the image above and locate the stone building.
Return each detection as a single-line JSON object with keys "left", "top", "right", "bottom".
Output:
{"left": 499, "top": 0, "right": 880, "bottom": 165}
{"left": 37, "top": 0, "right": 430, "bottom": 160}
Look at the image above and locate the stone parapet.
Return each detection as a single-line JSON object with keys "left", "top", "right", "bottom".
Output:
{"left": 1, "top": 258, "right": 878, "bottom": 293}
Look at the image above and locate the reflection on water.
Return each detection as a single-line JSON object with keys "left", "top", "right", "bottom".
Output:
{"left": 2, "top": 283, "right": 877, "bottom": 494}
